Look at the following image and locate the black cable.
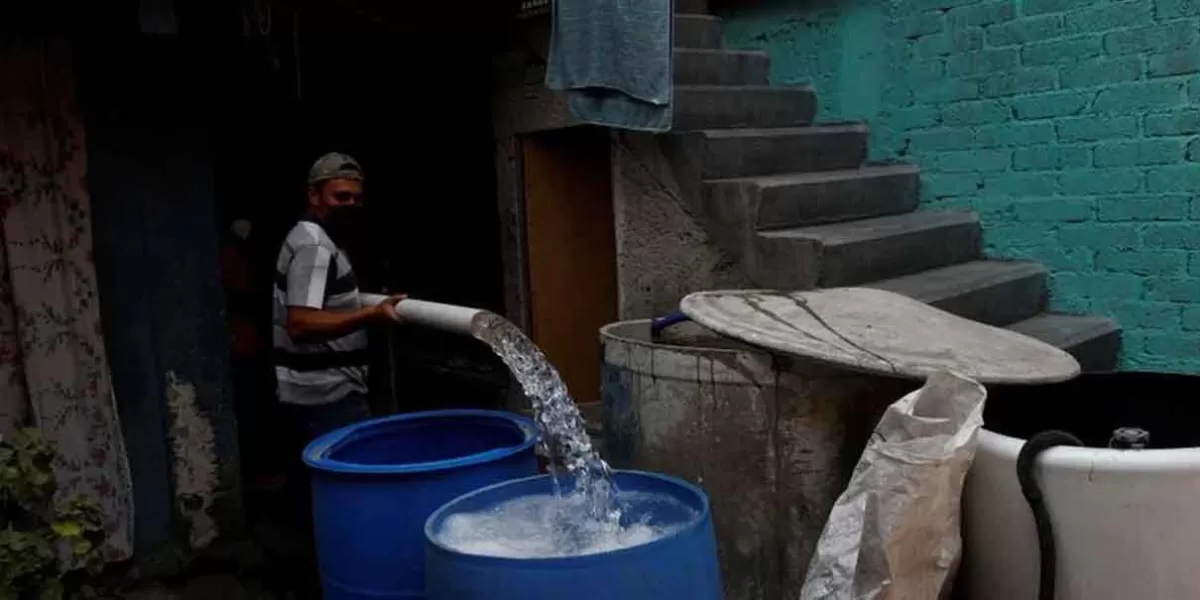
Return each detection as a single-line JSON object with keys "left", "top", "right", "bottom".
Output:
{"left": 1016, "top": 430, "right": 1084, "bottom": 600}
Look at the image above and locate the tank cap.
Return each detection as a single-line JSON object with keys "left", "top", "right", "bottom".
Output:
{"left": 1110, "top": 427, "right": 1150, "bottom": 450}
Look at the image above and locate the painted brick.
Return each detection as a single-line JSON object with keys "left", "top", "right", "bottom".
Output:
{"left": 1144, "top": 334, "right": 1200, "bottom": 356}
{"left": 917, "top": 27, "right": 985, "bottom": 56}
{"left": 1092, "top": 80, "right": 1186, "bottom": 113}
{"left": 889, "top": 106, "right": 941, "bottom": 130}
{"left": 983, "top": 172, "right": 1061, "bottom": 195}
{"left": 947, "top": 48, "right": 1019, "bottom": 76}
{"left": 1060, "top": 168, "right": 1143, "bottom": 193}
{"left": 1103, "top": 21, "right": 1197, "bottom": 56}
{"left": 906, "top": 59, "right": 948, "bottom": 83}
{"left": 979, "top": 67, "right": 1059, "bottom": 97}
{"left": 1191, "top": 197, "right": 1200, "bottom": 218}
{"left": 976, "top": 122, "right": 1058, "bottom": 146}
{"left": 927, "top": 148, "right": 1012, "bottom": 172}
{"left": 905, "top": 127, "right": 977, "bottom": 151}
{"left": 1011, "top": 91, "right": 1092, "bottom": 119}
{"left": 1058, "top": 223, "right": 1141, "bottom": 248}
{"left": 923, "top": 173, "right": 983, "bottom": 197}
{"left": 929, "top": 195, "right": 1017, "bottom": 221}
{"left": 1097, "top": 195, "right": 1190, "bottom": 221}
{"left": 1144, "top": 223, "right": 1200, "bottom": 248}
{"left": 987, "top": 15, "right": 1065, "bottom": 46}
{"left": 1145, "top": 109, "right": 1200, "bottom": 136}
{"left": 1013, "top": 197, "right": 1095, "bottom": 221}
{"left": 1155, "top": 0, "right": 1200, "bottom": 19}
{"left": 1183, "top": 305, "right": 1200, "bottom": 330}
{"left": 1093, "top": 300, "right": 1181, "bottom": 329}
{"left": 1148, "top": 49, "right": 1200, "bottom": 77}
{"left": 1059, "top": 57, "right": 1143, "bottom": 89}
{"left": 1052, "top": 272, "right": 1145, "bottom": 297}
{"left": 897, "top": 12, "right": 946, "bottom": 38}
{"left": 1047, "top": 246, "right": 1099, "bottom": 271}
{"left": 914, "top": 79, "right": 981, "bottom": 103}
{"left": 883, "top": 83, "right": 915, "bottom": 107}
{"left": 1190, "top": 252, "right": 1200, "bottom": 276}
{"left": 1022, "top": 36, "right": 1102, "bottom": 65}
{"left": 1050, "top": 293, "right": 1093, "bottom": 313}
{"left": 1097, "top": 248, "right": 1187, "bottom": 275}
{"left": 1057, "top": 115, "right": 1139, "bottom": 142}
{"left": 941, "top": 100, "right": 1011, "bottom": 125}
{"left": 1065, "top": 1, "right": 1154, "bottom": 34}
{"left": 1190, "top": 76, "right": 1200, "bottom": 101}
{"left": 947, "top": 1, "right": 1016, "bottom": 28}
{"left": 984, "top": 223, "right": 1058, "bottom": 246}
{"left": 1094, "top": 139, "right": 1187, "bottom": 166}
{"left": 1147, "top": 165, "right": 1200, "bottom": 191}
{"left": 906, "top": 0, "right": 993, "bottom": 13}
{"left": 1025, "top": 0, "right": 1095, "bottom": 14}
{"left": 1146, "top": 278, "right": 1200, "bottom": 301}
{"left": 1188, "top": 138, "right": 1200, "bottom": 161}
{"left": 1013, "top": 145, "right": 1091, "bottom": 170}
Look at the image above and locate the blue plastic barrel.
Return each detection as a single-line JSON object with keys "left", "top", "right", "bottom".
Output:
{"left": 303, "top": 409, "right": 539, "bottom": 599}
{"left": 424, "top": 470, "right": 724, "bottom": 600}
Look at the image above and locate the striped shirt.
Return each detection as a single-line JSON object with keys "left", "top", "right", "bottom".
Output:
{"left": 273, "top": 220, "right": 370, "bottom": 406}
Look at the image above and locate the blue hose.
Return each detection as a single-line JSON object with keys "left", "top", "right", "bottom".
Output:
{"left": 650, "top": 312, "right": 691, "bottom": 338}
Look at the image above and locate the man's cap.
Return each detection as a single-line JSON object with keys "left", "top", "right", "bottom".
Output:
{"left": 307, "top": 152, "right": 364, "bottom": 185}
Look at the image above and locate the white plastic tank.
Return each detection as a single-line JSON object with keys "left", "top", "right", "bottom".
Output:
{"left": 962, "top": 373, "right": 1200, "bottom": 600}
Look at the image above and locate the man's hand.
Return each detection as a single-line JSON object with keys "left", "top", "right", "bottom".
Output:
{"left": 375, "top": 294, "right": 406, "bottom": 323}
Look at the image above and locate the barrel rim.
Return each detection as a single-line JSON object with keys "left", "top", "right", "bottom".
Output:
{"left": 302, "top": 409, "right": 538, "bottom": 475}
{"left": 979, "top": 427, "right": 1200, "bottom": 467}
{"left": 423, "top": 469, "right": 711, "bottom": 564}
{"left": 600, "top": 319, "right": 761, "bottom": 357}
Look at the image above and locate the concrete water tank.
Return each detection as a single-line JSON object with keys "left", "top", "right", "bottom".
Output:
{"left": 600, "top": 320, "right": 911, "bottom": 600}
{"left": 963, "top": 373, "right": 1200, "bottom": 600}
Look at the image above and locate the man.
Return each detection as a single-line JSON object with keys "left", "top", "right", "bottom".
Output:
{"left": 273, "top": 152, "right": 402, "bottom": 441}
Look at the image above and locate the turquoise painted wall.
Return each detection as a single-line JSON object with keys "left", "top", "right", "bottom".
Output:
{"left": 723, "top": 0, "right": 1200, "bottom": 373}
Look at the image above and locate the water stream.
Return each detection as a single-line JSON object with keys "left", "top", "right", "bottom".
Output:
{"left": 472, "top": 314, "right": 614, "bottom": 517}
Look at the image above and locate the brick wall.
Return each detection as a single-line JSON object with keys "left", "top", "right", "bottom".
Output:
{"left": 724, "top": 0, "right": 1200, "bottom": 372}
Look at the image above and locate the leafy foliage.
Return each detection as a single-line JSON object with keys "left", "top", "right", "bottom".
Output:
{"left": 0, "top": 430, "right": 107, "bottom": 600}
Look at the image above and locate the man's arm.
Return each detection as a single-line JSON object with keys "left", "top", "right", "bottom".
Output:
{"left": 286, "top": 296, "right": 401, "bottom": 342}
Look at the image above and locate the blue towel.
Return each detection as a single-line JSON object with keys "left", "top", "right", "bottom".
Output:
{"left": 546, "top": 0, "right": 674, "bottom": 132}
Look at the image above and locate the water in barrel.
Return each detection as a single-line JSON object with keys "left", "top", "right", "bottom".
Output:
{"left": 453, "top": 314, "right": 687, "bottom": 556}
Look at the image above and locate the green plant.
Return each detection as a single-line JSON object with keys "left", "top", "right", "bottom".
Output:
{"left": 0, "top": 429, "right": 106, "bottom": 600}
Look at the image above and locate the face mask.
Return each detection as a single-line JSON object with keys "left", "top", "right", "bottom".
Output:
{"left": 322, "top": 204, "right": 365, "bottom": 243}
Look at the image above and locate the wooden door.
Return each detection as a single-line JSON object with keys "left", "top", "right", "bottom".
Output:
{"left": 522, "top": 128, "right": 617, "bottom": 407}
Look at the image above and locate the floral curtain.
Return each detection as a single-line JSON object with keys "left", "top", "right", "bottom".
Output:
{"left": 0, "top": 38, "right": 134, "bottom": 561}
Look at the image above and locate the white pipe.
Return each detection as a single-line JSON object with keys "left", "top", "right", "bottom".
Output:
{"left": 392, "top": 299, "right": 488, "bottom": 338}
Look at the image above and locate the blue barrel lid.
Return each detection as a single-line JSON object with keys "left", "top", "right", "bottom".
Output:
{"left": 303, "top": 409, "right": 538, "bottom": 475}
{"left": 423, "top": 469, "right": 712, "bottom": 564}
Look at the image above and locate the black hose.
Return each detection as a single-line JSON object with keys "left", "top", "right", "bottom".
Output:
{"left": 1016, "top": 430, "right": 1083, "bottom": 600}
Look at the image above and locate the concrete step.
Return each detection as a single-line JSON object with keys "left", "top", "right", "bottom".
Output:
{"left": 674, "top": 85, "right": 817, "bottom": 130}
{"left": 1007, "top": 314, "right": 1121, "bottom": 372}
{"left": 676, "top": 14, "right": 723, "bottom": 49}
{"left": 675, "top": 48, "right": 769, "bottom": 85}
{"left": 706, "top": 164, "right": 919, "bottom": 231}
{"left": 700, "top": 124, "right": 869, "bottom": 179}
{"left": 753, "top": 210, "right": 981, "bottom": 288}
{"left": 676, "top": 0, "right": 709, "bottom": 14}
{"left": 866, "top": 260, "right": 1048, "bottom": 326}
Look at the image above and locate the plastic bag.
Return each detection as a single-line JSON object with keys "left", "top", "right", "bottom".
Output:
{"left": 799, "top": 371, "right": 987, "bottom": 600}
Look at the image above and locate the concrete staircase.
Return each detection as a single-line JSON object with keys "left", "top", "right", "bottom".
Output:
{"left": 668, "top": 11, "right": 1121, "bottom": 371}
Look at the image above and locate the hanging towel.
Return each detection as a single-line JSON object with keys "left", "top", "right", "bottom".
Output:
{"left": 546, "top": 0, "right": 673, "bottom": 131}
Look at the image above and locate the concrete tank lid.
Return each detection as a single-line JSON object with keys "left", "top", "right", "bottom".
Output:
{"left": 680, "top": 288, "right": 1080, "bottom": 384}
